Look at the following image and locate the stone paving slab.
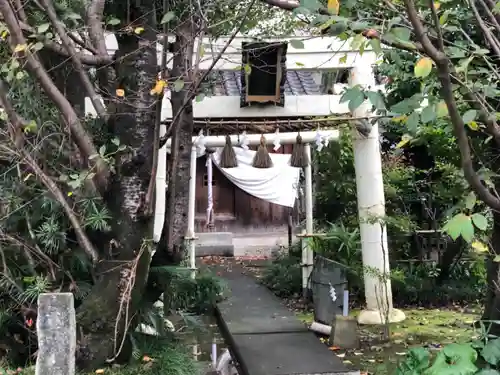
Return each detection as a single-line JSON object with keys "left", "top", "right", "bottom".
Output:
{"left": 232, "top": 332, "right": 359, "bottom": 375}
{"left": 213, "top": 263, "right": 356, "bottom": 375}
{"left": 215, "top": 265, "right": 306, "bottom": 335}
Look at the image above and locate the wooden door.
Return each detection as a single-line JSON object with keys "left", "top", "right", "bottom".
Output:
{"left": 195, "top": 157, "right": 235, "bottom": 221}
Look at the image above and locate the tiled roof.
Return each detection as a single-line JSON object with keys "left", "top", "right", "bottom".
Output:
{"left": 202, "top": 71, "right": 323, "bottom": 96}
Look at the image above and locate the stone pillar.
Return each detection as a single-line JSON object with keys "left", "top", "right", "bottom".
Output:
{"left": 36, "top": 293, "right": 76, "bottom": 375}
{"left": 349, "top": 64, "right": 405, "bottom": 325}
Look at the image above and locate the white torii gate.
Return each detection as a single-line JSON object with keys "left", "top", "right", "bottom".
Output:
{"left": 85, "top": 34, "right": 405, "bottom": 325}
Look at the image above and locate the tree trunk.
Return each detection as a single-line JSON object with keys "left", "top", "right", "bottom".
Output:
{"left": 75, "top": 18, "right": 157, "bottom": 370}
{"left": 481, "top": 210, "right": 500, "bottom": 335}
{"left": 156, "top": 22, "right": 195, "bottom": 262}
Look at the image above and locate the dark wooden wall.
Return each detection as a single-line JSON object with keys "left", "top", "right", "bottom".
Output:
{"left": 194, "top": 144, "right": 296, "bottom": 233}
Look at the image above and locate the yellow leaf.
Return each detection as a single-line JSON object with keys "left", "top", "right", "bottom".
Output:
{"left": 392, "top": 115, "right": 408, "bottom": 123}
{"left": 67, "top": 191, "right": 73, "bottom": 197}
{"left": 23, "top": 173, "right": 33, "bottom": 181}
{"left": 467, "top": 121, "right": 479, "bottom": 131}
{"left": 472, "top": 241, "right": 488, "bottom": 253}
{"left": 414, "top": 57, "right": 433, "bottom": 78}
{"left": 436, "top": 101, "right": 448, "bottom": 117}
{"left": 494, "top": 255, "right": 500, "bottom": 262}
{"left": 14, "top": 44, "right": 27, "bottom": 53}
{"left": 328, "top": 0, "right": 340, "bottom": 15}
{"left": 1, "top": 30, "right": 9, "bottom": 39}
{"left": 134, "top": 27, "right": 145, "bottom": 34}
{"left": 95, "top": 370, "right": 105, "bottom": 374}
{"left": 150, "top": 79, "right": 166, "bottom": 95}
{"left": 434, "top": 1, "right": 441, "bottom": 9}
{"left": 396, "top": 134, "right": 412, "bottom": 149}
{"left": 115, "top": 89, "right": 125, "bottom": 97}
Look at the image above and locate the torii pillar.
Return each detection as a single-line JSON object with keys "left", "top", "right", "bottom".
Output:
{"left": 349, "top": 64, "right": 405, "bottom": 325}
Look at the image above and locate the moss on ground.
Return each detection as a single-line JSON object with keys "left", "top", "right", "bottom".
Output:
{"left": 297, "top": 307, "right": 480, "bottom": 375}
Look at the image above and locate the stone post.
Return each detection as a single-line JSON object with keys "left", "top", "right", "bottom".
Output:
{"left": 36, "top": 293, "right": 76, "bottom": 375}
{"left": 349, "top": 63, "right": 405, "bottom": 325}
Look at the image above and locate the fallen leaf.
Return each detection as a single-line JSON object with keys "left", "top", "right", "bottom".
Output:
{"left": 343, "top": 360, "right": 352, "bottom": 364}
{"left": 336, "top": 353, "right": 346, "bottom": 358}
{"left": 95, "top": 370, "right": 105, "bottom": 374}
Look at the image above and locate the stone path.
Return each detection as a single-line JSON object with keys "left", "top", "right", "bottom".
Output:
{"left": 210, "top": 262, "right": 359, "bottom": 375}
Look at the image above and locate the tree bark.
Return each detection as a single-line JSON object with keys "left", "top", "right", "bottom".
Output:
{"left": 74, "top": 14, "right": 158, "bottom": 369}
{"left": 156, "top": 22, "right": 195, "bottom": 262}
{"left": 481, "top": 209, "right": 500, "bottom": 335}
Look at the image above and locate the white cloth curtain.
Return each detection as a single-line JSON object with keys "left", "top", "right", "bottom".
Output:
{"left": 201, "top": 146, "right": 300, "bottom": 208}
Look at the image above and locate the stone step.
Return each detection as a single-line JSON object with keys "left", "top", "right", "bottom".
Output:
{"left": 196, "top": 232, "right": 234, "bottom": 257}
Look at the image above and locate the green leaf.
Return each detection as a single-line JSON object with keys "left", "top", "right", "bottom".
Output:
{"left": 465, "top": 191, "right": 476, "bottom": 210}
{"left": 66, "top": 12, "right": 82, "bottom": 20}
{"left": 365, "top": 91, "right": 386, "bottom": 110}
{"left": 196, "top": 93, "right": 205, "bottom": 102}
{"left": 348, "top": 92, "right": 365, "bottom": 112}
{"left": 37, "top": 23, "right": 50, "bottom": 33}
{"left": 370, "top": 38, "right": 382, "bottom": 55}
{"left": 406, "top": 112, "right": 420, "bottom": 133}
{"left": 161, "top": 11, "right": 175, "bottom": 24}
{"left": 391, "top": 27, "right": 411, "bottom": 41}
{"left": 475, "top": 370, "right": 500, "bottom": 375}
{"left": 99, "top": 145, "right": 106, "bottom": 156}
{"left": 472, "top": 213, "right": 488, "bottom": 230}
{"left": 439, "top": 10, "right": 450, "bottom": 24}
{"left": 420, "top": 105, "right": 436, "bottom": 124}
{"left": 482, "top": 338, "right": 500, "bottom": 366}
{"left": 462, "top": 109, "right": 477, "bottom": 124}
{"left": 443, "top": 213, "right": 468, "bottom": 240}
{"left": 32, "top": 42, "right": 44, "bottom": 51}
{"left": 340, "top": 86, "right": 365, "bottom": 112}
{"left": 414, "top": 57, "right": 433, "bottom": 78}
{"left": 461, "top": 217, "right": 475, "bottom": 242}
{"left": 111, "top": 138, "right": 120, "bottom": 146}
{"left": 290, "top": 39, "right": 305, "bottom": 49}
{"left": 300, "top": 0, "right": 323, "bottom": 11}
{"left": 107, "top": 18, "right": 120, "bottom": 26}
{"left": 173, "top": 79, "right": 185, "bottom": 92}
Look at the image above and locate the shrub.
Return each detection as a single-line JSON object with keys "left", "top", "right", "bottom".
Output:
{"left": 260, "top": 245, "right": 302, "bottom": 299}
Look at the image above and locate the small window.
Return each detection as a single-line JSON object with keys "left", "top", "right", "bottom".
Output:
{"left": 240, "top": 41, "right": 287, "bottom": 107}
{"left": 203, "top": 174, "right": 216, "bottom": 186}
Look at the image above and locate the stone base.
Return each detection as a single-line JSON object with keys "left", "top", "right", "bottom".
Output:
{"left": 330, "top": 315, "right": 359, "bottom": 349}
{"left": 357, "top": 308, "right": 406, "bottom": 325}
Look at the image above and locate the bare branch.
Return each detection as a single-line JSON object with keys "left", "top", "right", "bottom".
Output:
{"left": 0, "top": 14, "right": 112, "bottom": 65}
{"left": 0, "top": 0, "right": 110, "bottom": 192}
{"left": 168, "top": 0, "right": 259, "bottom": 130}
{"left": 469, "top": 0, "right": 500, "bottom": 60}
{"left": 86, "top": 0, "right": 108, "bottom": 56}
{"left": 41, "top": 0, "right": 108, "bottom": 120}
{"left": 404, "top": 0, "right": 500, "bottom": 210}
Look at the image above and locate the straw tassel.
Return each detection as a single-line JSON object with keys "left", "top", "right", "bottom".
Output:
{"left": 252, "top": 135, "right": 273, "bottom": 168}
{"left": 219, "top": 135, "right": 238, "bottom": 168}
{"left": 290, "top": 134, "right": 310, "bottom": 167}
